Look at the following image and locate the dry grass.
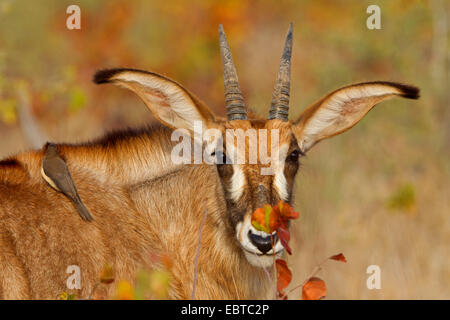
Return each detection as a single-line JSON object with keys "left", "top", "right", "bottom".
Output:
{"left": 288, "top": 119, "right": 450, "bottom": 299}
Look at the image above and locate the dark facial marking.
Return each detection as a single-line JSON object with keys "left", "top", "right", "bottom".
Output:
{"left": 283, "top": 135, "right": 303, "bottom": 203}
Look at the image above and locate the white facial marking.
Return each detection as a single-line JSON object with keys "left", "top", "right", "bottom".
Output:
{"left": 273, "top": 144, "right": 289, "bottom": 201}
{"left": 229, "top": 165, "right": 245, "bottom": 202}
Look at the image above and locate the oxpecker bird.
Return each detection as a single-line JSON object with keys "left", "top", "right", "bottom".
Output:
{"left": 41, "top": 143, "right": 93, "bottom": 221}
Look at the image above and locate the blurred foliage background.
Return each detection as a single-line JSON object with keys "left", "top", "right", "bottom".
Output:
{"left": 0, "top": 0, "right": 448, "bottom": 299}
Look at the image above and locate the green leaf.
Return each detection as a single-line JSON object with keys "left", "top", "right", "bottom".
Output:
{"left": 264, "top": 205, "right": 272, "bottom": 232}
{"left": 252, "top": 220, "right": 269, "bottom": 233}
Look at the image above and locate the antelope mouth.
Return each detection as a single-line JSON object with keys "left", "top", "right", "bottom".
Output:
{"left": 242, "top": 247, "right": 284, "bottom": 256}
{"left": 236, "top": 219, "right": 284, "bottom": 267}
{"left": 246, "top": 230, "right": 280, "bottom": 254}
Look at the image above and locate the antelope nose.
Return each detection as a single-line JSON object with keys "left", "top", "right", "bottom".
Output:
{"left": 248, "top": 231, "right": 278, "bottom": 254}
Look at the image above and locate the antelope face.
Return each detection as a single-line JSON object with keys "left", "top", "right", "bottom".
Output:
{"left": 215, "top": 120, "right": 301, "bottom": 267}
{"left": 94, "top": 23, "right": 419, "bottom": 268}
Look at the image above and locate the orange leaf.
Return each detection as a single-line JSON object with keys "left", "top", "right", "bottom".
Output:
{"left": 276, "top": 259, "right": 292, "bottom": 293}
{"left": 251, "top": 207, "right": 267, "bottom": 232}
{"left": 329, "top": 253, "right": 347, "bottom": 263}
{"left": 100, "top": 265, "right": 115, "bottom": 284}
{"left": 275, "top": 201, "right": 300, "bottom": 220}
{"left": 302, "top": 277, "right": 327, "bottom": 300}
{"left": 251, "top": 204, "right": 280, "bottom": 233}
{"left": 252, "top": 202, "right": 299, "bottom": 255}
{"left": 274, "top": 202, "right": 299, "bottom": 254}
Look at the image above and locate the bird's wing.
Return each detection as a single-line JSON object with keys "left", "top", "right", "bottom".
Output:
{"left": 45, "top": 159, "right": 79, "bottom": 199}
{"left": 41, "top": 166, "right": 61, "bottom": 191}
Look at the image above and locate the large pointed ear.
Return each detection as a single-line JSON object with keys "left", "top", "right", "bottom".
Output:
{"left": 94, "top": 68, "right": 218, "bottom": 132}
{"left": 292, "top": 81, "right": 419, "bottom": 152}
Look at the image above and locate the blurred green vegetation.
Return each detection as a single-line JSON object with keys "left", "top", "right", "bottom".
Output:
{"left": 0, "top": 0, "right": 448, "bottom": 299}
{"left": 387, "top": 182, "right": 416, "bottom": 214}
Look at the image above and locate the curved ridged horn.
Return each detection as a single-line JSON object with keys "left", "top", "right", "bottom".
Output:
{"left": 218, "top": 24, "right": 247, "bottom": 121}
{"left": 268, "top": 23, "right": 293, "bottom": 121}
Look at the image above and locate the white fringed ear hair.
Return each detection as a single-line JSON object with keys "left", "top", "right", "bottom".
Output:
{"left": 94, "top": 68, "right": 217, "bottom": 133}
{"left": 293, "top": 81, "right": 419, "bottom": 152}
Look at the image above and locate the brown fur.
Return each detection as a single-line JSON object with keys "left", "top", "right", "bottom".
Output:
{"left": 0, "top": 125, "right": 269, "bottom": 299}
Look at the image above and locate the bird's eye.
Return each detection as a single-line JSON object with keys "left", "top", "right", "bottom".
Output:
{"left": 287, "top": 150, "right": 300, "bottom": 162}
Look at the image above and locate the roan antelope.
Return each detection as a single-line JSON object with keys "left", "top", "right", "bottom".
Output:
{"left": 0, "top": 24, "right": 419, "bottom": 299}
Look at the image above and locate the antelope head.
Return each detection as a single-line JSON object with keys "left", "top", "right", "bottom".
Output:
{"left": 94, "top": 24, "right": 419, "bottom": 268}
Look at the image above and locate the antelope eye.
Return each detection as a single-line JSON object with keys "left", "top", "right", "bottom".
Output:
{"left": 287, "top": 150, "right": 300, "bottom": 162}
{"left": 211, "top": 151, "right": 228, "bottom": 164}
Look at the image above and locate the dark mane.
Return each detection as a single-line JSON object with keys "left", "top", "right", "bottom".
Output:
{"left": 57, "top": 122, "right": 173, "bottom": 149}
{"left": 0, "top": 158, "right": 22, "bottom": 169}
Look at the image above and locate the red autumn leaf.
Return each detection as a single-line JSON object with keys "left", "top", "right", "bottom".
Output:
{"left": 251, "top": 202, "right": 300, "bottom": 254}
{"left": 251, "top": 204, "right": 280, "bottom": 233}
{"left": 276, "top": 226, "right": 292, "bottom": 255}
{"left": 275, "top": 259, "right": 292, "bottom": 293}
{"left": 273, "top": 202, "right": 299, "bottom": 253}
{"left": 302, "top": 277, "right": 327, "bottom": 300}
{"left": 275, "top": 201, "right": 300, "bottom": 222}
{"left": 329, "top": 253, "right": 347, "bottom": 263}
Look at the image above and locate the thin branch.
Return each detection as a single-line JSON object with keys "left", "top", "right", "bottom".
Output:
{"left": 191, "top": 205, "right": 208, "bottom": 299}
{"left": 286, "top": 256, "right": 329, "bottom": 297}
{"left": 271, "top": 235, "right": 277, "bottom": 299}
{"left": 263, "top": 266, "right": 272, "bottom": 283}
